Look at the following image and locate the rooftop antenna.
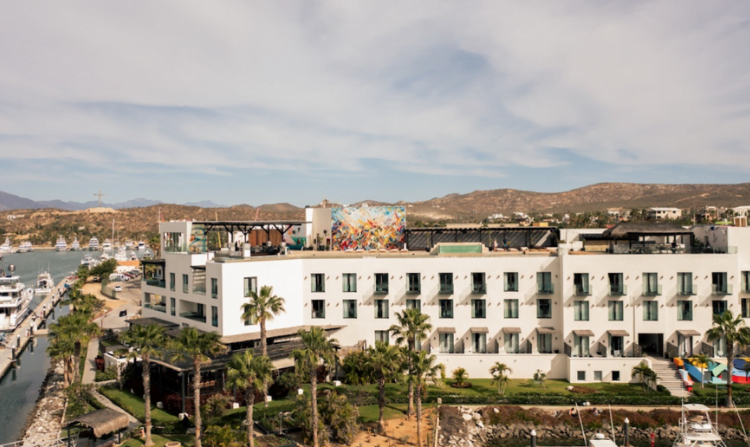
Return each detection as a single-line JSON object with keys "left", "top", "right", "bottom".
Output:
{"left": 94, "top": 190, "right": 106, "bottom": 208}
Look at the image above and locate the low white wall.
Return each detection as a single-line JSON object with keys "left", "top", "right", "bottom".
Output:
{"left": 567, "top": 357, "right": 649, "bottom": 384}
{"left": 434, "top": 353, "right": 568, "bottom": 380}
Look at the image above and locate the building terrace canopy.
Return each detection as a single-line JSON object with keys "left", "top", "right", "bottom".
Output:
{"left": 405, "top": 226, "right": 560, "bottom": 250}
{"left": 599, "top": 222, "right": 693, "bottom": 239}
{"left": 191, "top": 220, "right": 309, "bottom": 238}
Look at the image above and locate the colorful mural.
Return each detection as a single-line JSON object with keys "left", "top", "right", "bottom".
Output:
{"left": 331, "top": 206, "right": 406, "bottom": 251}
{"left": 188, "top": 224, "right": 207, "bottom": 253}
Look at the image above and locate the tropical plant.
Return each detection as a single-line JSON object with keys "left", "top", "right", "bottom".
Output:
{"left": 240, "top": 285, "right": 285, "bottom": 406}
{"left": 690, "top": 354, "right": 710, "bottom": 389}
{"left": 319, "top": 391, "right": 359, "bottom": 444}
{"left": 203, "top": 394, "right": 232, "bottom": 425}
{"left": 203, "top": 425, "right": 241, "bottom": 447}
{"left": 226, "top": 350, "right": 273, "bottom": 447}
{"left": 292, "top": 327, "right": 338, "bottom": 447}
{"left": 170, "top": 328, "right": 226, "bottom": 447}
{"left": 489, "top": 362, "right": 513, "bottom": 395}
{"left": 631, "top": 361, "right": 657, "bottom": 391}
{"left": 706, "top": 310, "right": 750, "bottom": 405}
{"left": 366, "top": 342, "right": 403, "bottom": 433}
{"left": 412, "top": 351, "right": 439, "bottom": 447}
{"left": 47, "top": 331, "right": 75, "bottom": 387}
{"left": 341, "top": 350, "right": 372, "bottom": 385}
{"left": 389, "top": 308, "right": 432, "bottom": 418}
{"left": 122, "top": 323, "right": 167, "bottom": 447}
{"left": 452, "top": 367, "right": 468, "bottom": 386}
{"left": 48, "top": 312, "right": 100, "bottom": 383}
{"left": 533, "top": 369, "right": 547, "bottom": 388}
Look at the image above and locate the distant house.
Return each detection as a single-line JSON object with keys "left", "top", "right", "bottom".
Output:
{"left": 647, "top": 207, "right": 681, "bottom": 220}
{"left": 732, "top": 206, "right": 750, "bottom": 217}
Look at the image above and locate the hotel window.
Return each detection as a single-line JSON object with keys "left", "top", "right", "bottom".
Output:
{"left": 594, "top": 371, "right": 603, "bottom": 381}
{"left": 612, "top": 371, "right": 621, "bottom": 382}
{"left": 538, "top": 334, "right": 552, "bottom": 354}
{"left": 406, "top": 299, "right": 421, "bottom": 311}
{"left": 642, "top": 273, "right": 660, "bottom": 296}
{"left": 574, "top": 273, "right": 590, "bottom": 295}
{"left": 472, "top": 333, "right": 487, "bottom": 353}
{"left": 406, "top": 273, "right": 421, "bottom": 294}
{"left": 439, "top": 299, "right": 453, "bottom": 318}
{"left": 472, "top": 299, "right": 486, "bottom": 318}
{"left": 439, "top": 273, "right": 454, "bottom": 294}
{"left": 743, "top": 299, "right": 750, "bottom": 318}
{"left": 537, "top": 272, "right": 553, "bottom": 294}
{"left": 504, "top": 299, "right": 519, "bottom": 319}
{"left": 244, "top": 277, "right": 257, "bottom": 297}
{"left": 609, "top": 273, "right": 625, "bottom": 295}
{"left": 743, "top": 271, "right": 750, "bottom": 293}
{"left": 170, "top": 297, "right": 176, "bottom": 316}
{"left": 712, "top": 300, "right": 728, "bottom": 316}
{"left": 182, "top": 274, "right": 189, "bottom": 293}
{"left": 505, "top": 333, "right": 519, "bottom": 354}
{"left": 375, "top": 273, "right": 389, "bottom": 294}
{"left": 343, "top": 299, "right": 357, "bottom": 319}
{"left": 573, "top": 300, "right": 589, "bottom": 321}
{"left": 677, "top": 272, "right": 694, "bottom": 295}
{"left": 375, "top": 330, "right": 390, "bottom": 346}
{"left": 643, "top": 301, "right": 658, "bottom": 321}
{"left": 211, "top": 306, "right": 218, "bottom": 327}
{"left": 471, "top": 273, "right": 486, "bottom": 294}
{"left": 311, "top": 300, "right": 325, "bottom": 319}
{"left": 439, "top": 333, "right": 455, "bottom": 353}
{"left": 573, "top": 335, "right": 590, "bottom": 357}
{"left": 211, "top": 278, "right": 218, "bottom": 299}
{"left": 342, "top": 274, "right": 357, "bottom": 293}
{"left": 537, "top": 299, "right": 552, "bottom": 319}
{"left": 311, "top": 274, "right": 325, "bottom": 293}
{"left": 677, "top": 300, "right": 693, "bottom": 321}
{"left": 170, "top": 273, "right": 175, "bottom": 291}
{"left": 374, "top": 299, "right": 389, "bottom": 319}
{"left": 608, "top": 301, "right": 623, "bottom": 321}
{"left": 504, "top": 272, "right": 519, "bottom": 292}
{"left": 712, "top": 272, "right": 730, "bottom": 295}
{"left": 577, "top": 371, "right": 586, "bottom": 381}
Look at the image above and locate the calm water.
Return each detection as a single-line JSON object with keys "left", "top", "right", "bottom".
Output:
{"left": 0, "top": 250, "right": 83, "bottom": 443}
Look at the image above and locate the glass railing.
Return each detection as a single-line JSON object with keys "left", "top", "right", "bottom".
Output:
{"left": 406, "top": 286, "right": 421, "bottom": 295}
{"left": 575, "top": 285, "right": 590, "bottom": 296}
{"left": 472, "top": 284, "right": 487, "bottom": 294}
{"left": 374, "top": 285, "right": 389, "bottom": 295}
{"left": 180, "top": 312, "right": 206, "bottom": 323}
{"left": 712, "top": 284, "right": 733, "bottom": 295}
{"left": 609, "top": 285, "right": 627, "bottom": 296}
{"left": 642, "top": 284, "right": 662, "bottom": 296}
{"left": 538, "top": 284, "right": 554, "bottom": 294}
{"left": 193, "top": 284, "right": 206, "bottom": 295}
{"left": 146, "top": 278, "right": 166, "bottom": 288}
{"left": 439, "top": 284, "right": 454, "bottom": 294}
{"left": 677, "top": 284, "right": 696, "bottom": 295}
{"left": 145, "top": 303, "right": 167, "bottom": 313}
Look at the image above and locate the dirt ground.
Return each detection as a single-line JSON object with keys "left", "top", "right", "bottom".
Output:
{"left": 81, "top": 282, "right": 126, "bottom": 311}
{"left": 350, "top": 409, "right": 436, "bottom": 447}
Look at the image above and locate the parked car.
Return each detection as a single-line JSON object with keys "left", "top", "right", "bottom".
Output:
{"left": 114, "top": 285, "right": 122, "bottom": 292}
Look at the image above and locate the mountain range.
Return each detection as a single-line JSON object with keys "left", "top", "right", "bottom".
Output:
{"left": 0, "top": 190, "right": 225, "bottom": 211}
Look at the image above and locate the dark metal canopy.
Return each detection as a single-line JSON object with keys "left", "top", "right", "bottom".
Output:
{"left": 192, "top": 220, "right": 309, "bottom": 238}
{"left": 140, "top": 258, "right": 166, "bottom": 265}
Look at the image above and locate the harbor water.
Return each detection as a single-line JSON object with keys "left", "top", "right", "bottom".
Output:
{"left": 0, "top": 251, "right": 82, "bottom": 442}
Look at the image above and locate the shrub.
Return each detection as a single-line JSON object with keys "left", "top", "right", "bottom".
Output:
{"left": 452, "top": 367, "right": 468, "bottom": 386}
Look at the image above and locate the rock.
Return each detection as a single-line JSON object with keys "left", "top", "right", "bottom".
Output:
{"left": 462, "top": 413, "right": 473, "bottom": 422}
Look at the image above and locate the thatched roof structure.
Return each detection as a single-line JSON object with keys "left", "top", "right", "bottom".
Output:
{"left": 601, "top": 222, "right": 692, "bottom": 239}
{"left": 67, "top": 408, "right": 129, "bottom": 437}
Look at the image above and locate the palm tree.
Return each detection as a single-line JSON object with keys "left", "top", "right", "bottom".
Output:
{"left": 366, "top": 342, "right": 402, "bottom": 433}
{"left": 632, "top": 361, "right": 656, "bottom": 391}
{"left": 412, "top": 351, "right": 439, "bottom": 447}
{"left": 46, "top": 331, "right": 75, "bottom": 387}
{"left": 50, "top": 313, "right": 100, "bottom": 382}
{"left": 707, "top": 310, "right": 750, "bottom": 406}
{"left": 292, "top": 327, "right": 338, "bottom": 447}
{"left": 226, "top": 350, "right": 273, "bottom": 447}
{"left": 489, "top": 362, "right": 513, "bottom": 395}
{"left": 389, "top": 309, "right": 432, "bottom": 418}
{"left": 170, "top": 328, "right": 226, "bottom": 447}
{"left": 122, "top": 323, "right": 167, "bottom": 447}
{"left": 240, "top": 285, "right": 285, "bottom": 406}
{"left": 690, "top": 354, "right": 710, "bottom": 389}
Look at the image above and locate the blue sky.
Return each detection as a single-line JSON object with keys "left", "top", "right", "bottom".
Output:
{"left": 0, "top": 1, "right": 749, "bottom": 206}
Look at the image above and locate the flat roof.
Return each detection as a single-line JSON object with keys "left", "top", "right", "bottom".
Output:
{"left": 219, "top": 324, "right": 344, "bottom": 344}
{"left": 192, "top": 220, "right": 308, "bottom": 226}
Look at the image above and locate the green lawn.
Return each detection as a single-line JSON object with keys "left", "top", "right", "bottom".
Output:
{"left": 99, "top": 387, "right": 179, "bottom": 423}
{"left": 121, "top": 434, "right": 195, "bottom": 447}
{"left": 357, "top": 403, "right": 436, "bottom": 424}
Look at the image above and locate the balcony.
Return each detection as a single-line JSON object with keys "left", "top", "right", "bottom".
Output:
{"left": 642, "top": 284, "right": 662, "bottom": 296}
{"left": 146, "top": 278, "right": 166, "bottom": 288}
{"left": 374, "top": 285, "right": 389, "bottom": 295}
{"left": 144, "top": 303, "right": 167, "bottom": 313}
{"left": 537, "top": 284, "right": 554, "bottom": 295}
{"left": 180, "top": 312, "right": 207, "bottom": 323}
{"left": 193, "top": 284, "right": 206, "bottom": 295}
{"left": 712, "top": 284, "right": 733, "bottom": 296}
{"left": 609, "top": 285, "right": 627, "bottom": 296}
{"left": 439, "top": 284, "right": 454, "bottom": 294}
{"left": 406, "top": 287, "right": 421, "bottom": 295}
{"left": 574, "top": 285, "right": 591, "bottom": 296}
{"left": 471, "top": 284, "right": 487, "bottom": 294}
{"left": 677, "top": 284, "right": 696, "bottom": 296}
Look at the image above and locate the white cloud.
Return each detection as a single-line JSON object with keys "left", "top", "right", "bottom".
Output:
{"left": 0, "top": 0, "right": 748, "bottom": 184}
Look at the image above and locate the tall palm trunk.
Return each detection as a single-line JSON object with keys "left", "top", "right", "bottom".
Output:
{"left": 378, "top": 378, "right": 386, "bottom": 433}
{"left": 261, "top": 318, "right": 268, "bottom": 408}
{"left": 407, "top": 339, "right": 414, "bottom": 418}
{"left": 727, "top": 344, "right": 735, "bottom": 406}
{"left": 193, "top": 360, "right": 203, "bottom": 447}
{"left": 311, "top": 367, "right": 318, "bottom": 447}
{"left": 74, "top": 341, "right": 82, "bottom": 382}
{"left": 246, "top": 388, "right": 255, "bottom": 447}
{"left": 416, "top": 385, "right": 423, "bottom": 447}
{"left": 143, "top": 356, "right": 153, "bottom": 447}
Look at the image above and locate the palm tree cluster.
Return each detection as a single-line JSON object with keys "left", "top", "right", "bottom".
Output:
{"left": 631, "top": 361, "right": 659, "bottom": 391}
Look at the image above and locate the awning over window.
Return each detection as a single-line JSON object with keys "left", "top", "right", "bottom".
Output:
{"left": 573, "top": 329, "right": 595, "bottom": 337}
{"left": 608, "top": 330, "right": 629, "bottom": 337}
{"left": 502, "top": 327, "right": 522, "bottom": 334}
{"left": 437, "top": 327, "right": 456, "bottom": 334}
{"left": 677, "top": 329, "right": 701, "bottom": 337}
{"left": 537, "top": 327, "right": 555, "bottom": 334}
{"left": 470, "top": 327, "right": 489, "bottom": 334}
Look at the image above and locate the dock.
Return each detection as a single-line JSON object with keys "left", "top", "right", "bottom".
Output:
{"left": 0, "top": 278, "right": 69, "bottom": 379}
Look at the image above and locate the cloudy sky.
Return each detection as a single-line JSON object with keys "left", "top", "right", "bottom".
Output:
{"left": 1, "top": 1, "right": 749, "bottom": 206}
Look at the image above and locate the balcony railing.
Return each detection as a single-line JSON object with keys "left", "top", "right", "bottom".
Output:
{"left": 406, "top": 286, "right": 421, "bottom": 295}
{"left": 180, "top": 312, "right": 206, "bottom": 323}
{"left": 439, "top": 284, "right": 454, "bottom": 294}
{"left": 537, "top": 284, "right": 554, "bottom": 294}
{"left": 677, "top": 284, "right": 696, "bottom": 295}
{"left": 712, "top": 284, "right": 733, "bottom": 296}
{"left": 642, "top": 284, "right": 662, "bottom": 296}
{"left": 574, "top": 285, "right": 590, "bottom": 296}
{"left": 193, "top": 284, "right": 206, "bottom": 295}
{"left": 374, "top": 285, "right": 389, "bottom": 295}
{"left": 146, "top": 278, "right": 166, "bottom": 288}
{"left": 144, "top": 303, "right": 167, "bottom": 313}
{"left": 471, "top": 284, "right": 487, "bottom": 294}
{"left": 609, "top": 285, "right": 627, "bottom": 296}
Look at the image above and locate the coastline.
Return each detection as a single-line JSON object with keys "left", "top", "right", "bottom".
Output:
{"left": 20, "top": 359, "right": 66, "bottom": 444}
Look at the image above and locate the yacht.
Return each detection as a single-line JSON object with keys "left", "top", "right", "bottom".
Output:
{"left": 81, "top": 253, "right": 94, "bottom": 266}
{"left": 88, "top": 237, "right": 99, "bottom": 251}
{"left": 129, "top": 251, "right": 138, "bottom": 261}
{"left": 99, "top": 252, "right": 110, "bottom": 262}
{"left": 17, "top": 241, "right": 33, "bottom": 253}
{"left": 0, "top": 238, "right": 11, "bottom": 254}
{"left": 70, "top": 237, "right": 81, "bottom": 251}
{"left": 35, "top": 271, "right": 53, "bottom": 294}
{"left": 55, "top": 235, "right": 68, "bottom": 252}
{"left": 114, "top": 246, "right": 128, "bottom": 262}
{"left": 138, "top": 240, "right": 147, "bottom": 251}
{"left": 102, "top": 239, "right": 112, "bottom": 251}
{"left": 0, "top": 267, "right": 33, "bottom": 331}
{"left": 125, "top": 239, "right": 134, "bottom": 249}
{"left": 673, "top": 403, "right": 727, "bottom": 447}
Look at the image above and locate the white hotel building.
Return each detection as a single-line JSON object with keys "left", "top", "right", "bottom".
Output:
{"left": 139, "top": 212, "right": 750, "bottom": 386}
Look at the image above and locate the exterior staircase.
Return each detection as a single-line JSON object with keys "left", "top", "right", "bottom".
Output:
{"left": 648, "top": 356, "right": 690, "bottom": 397}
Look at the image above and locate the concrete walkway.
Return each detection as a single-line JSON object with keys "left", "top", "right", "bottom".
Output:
{"left": 81, "top": 338, "right": 99, "bottom": 385}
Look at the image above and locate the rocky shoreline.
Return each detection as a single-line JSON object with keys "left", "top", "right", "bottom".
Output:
{"left": 20, "top": 360, "right": 66, "bottom": 446}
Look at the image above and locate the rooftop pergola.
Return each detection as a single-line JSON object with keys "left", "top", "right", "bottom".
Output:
{"left": 192, "top": 220, "right": 308, "bottom": 240}
{"left": 582, "top": 222, "right": 695, "bottom": 253}
{"left": 404, "top": 226, "right": 560, "bottom": 250}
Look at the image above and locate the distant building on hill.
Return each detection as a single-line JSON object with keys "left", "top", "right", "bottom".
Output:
{"left": 647, "top": 207, "right": 681, "bottom": 220}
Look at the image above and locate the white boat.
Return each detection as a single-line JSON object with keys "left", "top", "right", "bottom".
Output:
{"left": 673, "top": 403, "right": 727, "bottom": 447}
{"left": 125, "top": 239, "right": 134, "bottom": 249}
{"left": 81, "top": 253, "right": 94, "bottom": 266}
{"left": 102, "top": 239, "right": 112, "bottom": 251}
{"left": 35, "top": 271, "right": 53, "bottom": 294}
{"left": 99, "top": 252, "right": 110, "bottom": 261}
{"left": 114, "top": 246, "right": 128, "bottom": 262}
{"left": 88, "top": 237, "right": 99, "bottom": 251}
{"left": 0, "top": 238, "right": 11, "bottom": 254}
{"left": 129, "top": 251, "right": 138, "bottom": 261}
{"left": 0, "top": 267, "right": 33, "bottom": 331}
{"left": 55, "top": 235, "right": 68, "bottom": 252}
{"left": 589, "top": 433, "right": 618, "bottom": 447}
{"left": 17, "top": 241, "right": 33, "bottom": 253}
{"left": 70, "top": 237, "right": 81, "bottom": 251}
{"left": 138, "top": 240, "right": 147, "bottom": 251}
